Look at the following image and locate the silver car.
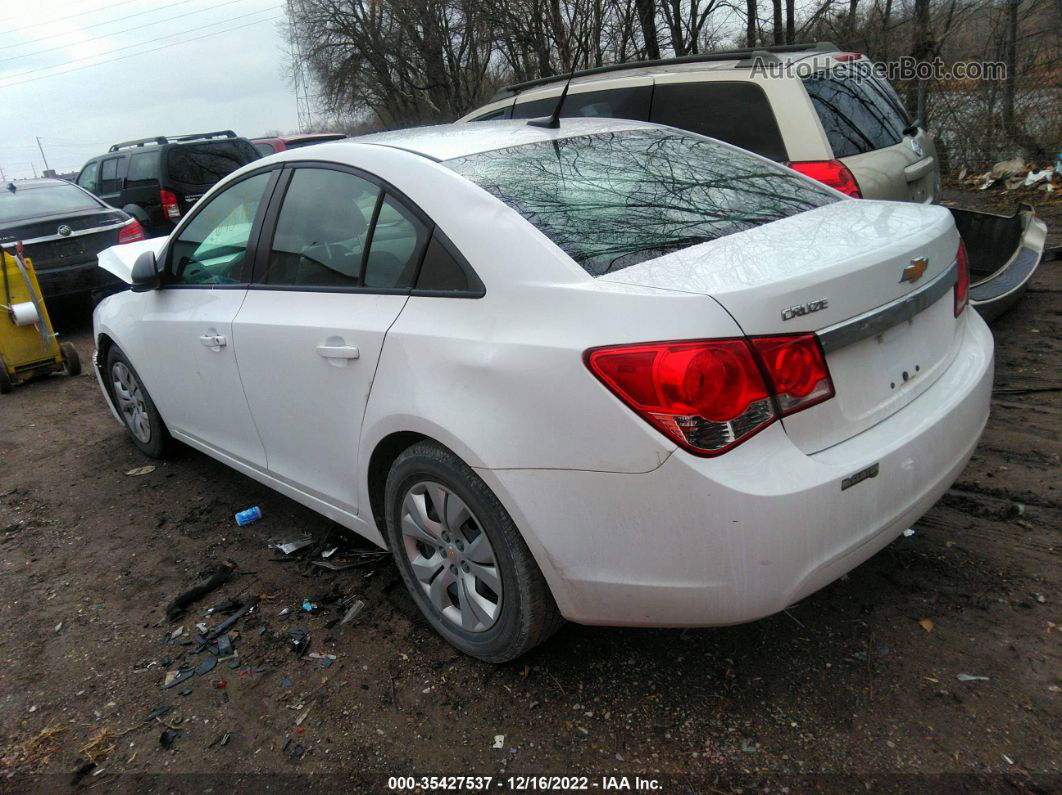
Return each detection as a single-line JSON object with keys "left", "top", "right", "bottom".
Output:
{"left": 459, "top": 42, "right": 1046, "bottom": 319}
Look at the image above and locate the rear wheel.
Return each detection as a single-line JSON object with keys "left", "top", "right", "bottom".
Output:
{"left": 60, "top": 342, "right": 81, "bottom": 377}
{"left": 0, "top": 355, "right": 12, "bottom": 394}
{"left": 106, "top": 347, "right": 170, "bottom": 458}
{"left": 385, "top": 441, "right": 563, "bottom": 662}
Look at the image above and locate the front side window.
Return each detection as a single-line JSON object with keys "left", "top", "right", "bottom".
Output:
{"left": 99, "top": 157, "right": 126, "bottom": 192}
{"left": 446, "top": 129, "right": 836, "bottom": 277}
{"left": 77, "top": 161, "right": 99, "bottom": 193}
{"left": 802, "top": 73, "right": 908, "bottom": 157}
{"left": 167, "top": 172, "right": 271, "bottom": 286}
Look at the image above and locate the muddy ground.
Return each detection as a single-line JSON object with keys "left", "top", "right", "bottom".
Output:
{"left": 1, "top": 189, "right": 1059, "bottom": 793}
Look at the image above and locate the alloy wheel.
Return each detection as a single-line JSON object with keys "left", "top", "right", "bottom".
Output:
{"left": 111, "top": 361, "right": 151, "bottom": 444}
{"left": 400, "top": 481, "right": 502, "bottom": 632}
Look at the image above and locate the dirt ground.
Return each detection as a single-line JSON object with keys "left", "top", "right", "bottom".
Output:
{"left": 1, "top": 189, "right": 1059, "bottom": 793}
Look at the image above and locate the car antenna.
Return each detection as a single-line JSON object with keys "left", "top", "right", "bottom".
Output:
{"left": 527, "top": 45, "right": 583, "bottom": 130}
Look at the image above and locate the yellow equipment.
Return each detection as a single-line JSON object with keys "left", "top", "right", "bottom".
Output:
{"left": 0, "top": 242, "right": 80, "bottom": 393}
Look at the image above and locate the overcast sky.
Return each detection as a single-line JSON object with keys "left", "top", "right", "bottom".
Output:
{"left": 0, "top": 0, "right": 301, "bottom": 180}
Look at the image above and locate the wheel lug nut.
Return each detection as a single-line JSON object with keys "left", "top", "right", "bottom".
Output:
{"left": 456, "top": 541, "right": 464, "bottom": 551}
{"left": 461, "top": 562, "right": 470, "bottom": 572}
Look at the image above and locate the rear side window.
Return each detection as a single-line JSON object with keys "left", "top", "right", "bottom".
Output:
{"left": 363, "top": 195, "right": 429, "bottom": 289}
{"left": 512, "top": 86, "right": 652, "bottom": 121}
{"left": 254, "top": 142, "right": 276, "bottom": 157}
{"left": 470, "top": 106, "right": 513, "bottom": 121}
{"left": 650, "top": 82, "right": 787, "bottom": 161}
{"left": 166, "top": 141, "right": 259, "bottom": 186}
{"left": 127, "top": 151, "right": 159, "bottom": 182}
{"left": 447, "top": 128, "right": 835, "bottom": 277}
{"left": 802, "top": 73, "right": 908, "bottom": 157}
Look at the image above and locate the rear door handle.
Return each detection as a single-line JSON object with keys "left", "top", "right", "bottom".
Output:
{"left": 200, "top": 333, "right": 227, "bottom": 348}
{"left": 316, "top": 344, "right": 360, "bottom": 360}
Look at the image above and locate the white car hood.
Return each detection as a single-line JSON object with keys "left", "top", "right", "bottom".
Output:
{"left": 97, "top": 237, "right": 168, "bottom": 284}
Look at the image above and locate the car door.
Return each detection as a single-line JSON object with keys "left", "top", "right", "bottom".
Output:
{"left": 130, "top": 168, "right": 278, "bottom": 468}
{"left": 233, "top": 164, "right": 430, "bottom": 514}
{"left": 97, "top": 155, "right": 128, "bottom": 206}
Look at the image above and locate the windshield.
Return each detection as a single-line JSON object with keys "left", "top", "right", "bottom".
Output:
{"left": 166, "top": 140, "right": 260, "bottom": 186}
{"left": 0, "top": 182, "right": 100, "bottom": 224}
{"left": 446, "top": 129, "right": 836, "bottom": 276}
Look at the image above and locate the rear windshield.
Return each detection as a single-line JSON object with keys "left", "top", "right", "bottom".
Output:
{"left": 166, "top": 140, "right": 259, "bottom": 186}
{"left": 446, "top": 129, "right": 836, "bottom": 276}
{"left": 802, "top": 72, "right": 911, "bottom": 157}
{"left": 0, "top": 183, "right": 100, "bottom": 223}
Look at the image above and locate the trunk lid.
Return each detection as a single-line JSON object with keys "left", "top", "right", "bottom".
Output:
{"left": 599, "top": 199, "right": 963, "bottom": 453}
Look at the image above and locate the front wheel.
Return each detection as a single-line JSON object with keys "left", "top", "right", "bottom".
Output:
{"left": 106, "top": 347, "right": 170, "bottom": 458}
{"left": 385, "top": 441, "right": 563, "bottom": 662}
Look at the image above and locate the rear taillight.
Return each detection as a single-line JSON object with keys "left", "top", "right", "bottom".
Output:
{"left": 585, "top": 335, "right": 834, "bottom": 456}
{"left": 160, "top": 189, "right": 181, "bottom": 221}
{"left": 832, "top": 52, "right": 864, "bottom": 62}
{"left": 789, "top": 160, "right": 862, "bottom": 198}
{"left": 118, "top": 218, "right": 145, "bottom": 244}
{"left": 954, "top": 241, "right": 969, "bottom": 317}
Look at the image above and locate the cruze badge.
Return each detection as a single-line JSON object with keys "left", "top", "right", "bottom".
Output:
{"left": 901, "top": 257, "right": 928, "bottom": 284}
{"left": 781, "top": 298, "right": 828, "bottom": 321}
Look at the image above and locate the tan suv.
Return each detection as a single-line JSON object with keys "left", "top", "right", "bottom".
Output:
{"left": 459, "top": 42, "right": 1046, "bottom": 318}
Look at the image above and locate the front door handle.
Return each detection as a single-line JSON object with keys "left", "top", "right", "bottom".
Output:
{"left": 316, "top": 344, "right": 360, "bottom": 360}
{"left": 200, "top": 333, "right": 227, "bottom": 348}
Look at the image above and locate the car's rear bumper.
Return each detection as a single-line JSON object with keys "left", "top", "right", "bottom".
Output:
{"left": 480, "top": 309, "right": 994, "bottom": 627}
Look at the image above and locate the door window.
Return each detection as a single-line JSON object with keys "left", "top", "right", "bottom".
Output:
{"left": 650, "top": 82, "right": 788, "bottom": 161}
{"left": 167, "top": 171, "right": 271, "bottom": 286}
{"left": 77, "top": 161, "right": 99, "bottom": 193}
{"left": 262, "top": 168, "right": 428, "bottom": 290}
{"left": 512, "top": 86, "right": 652, "bottom": 121}
{"left": 363, "top": 195, "right": 429, "bottom": 288}
{"left": 99, "top": 157, "right": 127, "bottom": 193}
{"left": 127, "top": 151, "right": 160, "bottom": 183}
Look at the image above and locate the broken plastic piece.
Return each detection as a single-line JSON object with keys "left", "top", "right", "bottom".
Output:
{"left": 341, "top": 600, "right": 365, "bottom": 625}
{"left": 163, "top": 669, "right": 195, "bottom": 689}
{"left": 144, "top": 705, "right": 171, "bottom": 722}
{"left": 196, "top": 656, "right": 218, "bottom": 676}
{"left": 217, "top": 634, "right": 233, "bottom": 657}
{"left": 271, "top": 537, "right": 313, "bottom": 555}
{"left": 164, "top": 560, "right": 237, "bottom": 621}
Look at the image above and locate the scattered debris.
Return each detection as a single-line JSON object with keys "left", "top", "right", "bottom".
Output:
{"left": 322, "top": 547, "right": 337, "bottom": 558}
{"left": 159, "top": 729, "right": 180, "bottom": 750}
{"left": 216, "top": 634, "right": 234, "bottom": 657}
{"left": 289, "top": 627, "right": 310, "bottom": 657}
{"left": 919, "top": 618, "right": 935, "bottom": 632}
{"left": 271, "top": 537, "right": 313, "bottom": 555}
{"left": 302, "top": 599, "right": 317, "bottom": 613}
{"left": 54, "top": 621, "right": 62, "bottom": 634}
{"left": 341, "top": 600, "right": 365, "bottom": 625}
{"left": 125, "top": 465, "right": 156, "bottom": 477}
{"left": 902, "top": 528, "right": 916, "bottom": 537}
{"left": 308, "top": 652, "right": 336, "bottom": 668}
{"left": 957, "top": 673, "right": 989, "bottom": 682}
{"left": 204, "top": 596, "right": 260, "bottom": 640}
{"left": 493, "top": 735, "right": 505, "bottom": 749}
{"left": 143, "top": 705, "right": 171, "bottom": 723}
{"left": 162, "top": 669, "right": 194, "bottom": 689}
{"left": 235, "top": 505, "right": 263, "bottom": 526}
{"left": 195, "top": 656, "right": 218, "bottom": 676}
{"left": 164, "top": 560, "right": 237, "bottom": 621}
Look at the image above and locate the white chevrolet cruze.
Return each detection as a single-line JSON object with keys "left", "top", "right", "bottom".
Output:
{"left": 93, "top": 119, "right": 993, "bottom": 662}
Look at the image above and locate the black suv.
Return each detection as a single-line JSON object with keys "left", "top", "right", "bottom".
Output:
{"left": 75, "top": 131, "right": 260, "bottom": 238}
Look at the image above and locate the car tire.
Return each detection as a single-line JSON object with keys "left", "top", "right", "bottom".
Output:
{"left": 0, "top": 354, "right": 12, "bottom": 394}
{"left": 385, "top": 441, "right": 563, "bottom": 662}
{"left": 105, "top": 346, "right": 170, "bottom": 458}
{"left": 60, "top": 342, "right": 81, "bottom": 377}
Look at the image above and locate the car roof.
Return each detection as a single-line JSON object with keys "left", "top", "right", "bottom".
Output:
{"left": 493, "top": 45, "right": 853, "bottom": 100}
{"left": 346, "top": 118, "right": 653, "bottom": 162}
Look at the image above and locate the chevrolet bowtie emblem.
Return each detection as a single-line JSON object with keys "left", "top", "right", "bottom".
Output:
{"left": 901, "top": 257, "right": 928, "bottom": 283}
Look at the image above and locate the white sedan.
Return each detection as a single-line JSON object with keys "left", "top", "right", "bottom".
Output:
{"left": 93, "top": 119, "right": 993, "bottom": 662}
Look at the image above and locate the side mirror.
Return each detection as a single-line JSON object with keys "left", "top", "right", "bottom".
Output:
{"left": 130, "top": 250, "right": 160, "bottom": 292}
